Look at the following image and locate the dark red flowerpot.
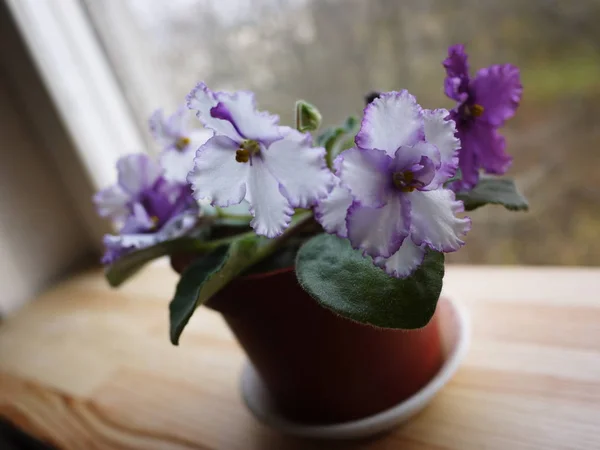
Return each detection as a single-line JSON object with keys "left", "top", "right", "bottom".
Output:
{"left": 204, "top": 267, "right": 444, "bottom": 425}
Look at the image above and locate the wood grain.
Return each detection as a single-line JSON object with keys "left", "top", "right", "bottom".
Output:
{"left": 1, "top": 263, "right": 599, "bottom": 449}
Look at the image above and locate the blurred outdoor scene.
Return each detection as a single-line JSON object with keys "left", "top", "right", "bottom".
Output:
{"left": 86, "top": 0, "right": 600, "bottom": 266}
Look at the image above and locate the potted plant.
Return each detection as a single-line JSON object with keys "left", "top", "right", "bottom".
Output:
{"left": 94, "top": 45, "right": 526, "bottom": 438}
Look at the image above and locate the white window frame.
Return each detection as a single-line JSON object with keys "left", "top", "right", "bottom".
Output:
{"left": 5, "top": 0, "right": 145, "bottom": 190}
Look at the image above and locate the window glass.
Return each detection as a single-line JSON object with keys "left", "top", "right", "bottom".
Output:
{"left": 85, "top": 0, "right": 600, "bottom": 265}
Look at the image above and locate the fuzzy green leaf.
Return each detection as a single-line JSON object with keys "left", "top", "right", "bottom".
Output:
{"left": 317, "top": 116, "right": 359, "bottom": 168}
{"left": 105, "top": 237, "right": 203, "bottom": 288}
{"left": 169, "top": 236, "right": 260, "bottom": 345}
{"left": 456, "top": 177, "right": 529, "bottom": 211}
{"left": 295, "top": 234, "right": 445, "bottom": 329}
{"left": 169, "top": 212, "right": 315, "bottom": 345}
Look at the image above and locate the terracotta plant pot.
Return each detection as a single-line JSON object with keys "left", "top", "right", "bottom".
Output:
{"left": 204, "top": 267, "right": 444, "bottom": 425}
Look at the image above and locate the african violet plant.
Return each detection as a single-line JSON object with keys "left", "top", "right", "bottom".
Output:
{"left": 95, "top": 44, "right": 526, "bottom": 345}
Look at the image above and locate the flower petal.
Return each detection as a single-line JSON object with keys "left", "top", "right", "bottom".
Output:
{"left": 443, "top": 44, "right": 470, "bottom": 79}
{"left": 314, "top": 178, "right": 353, "bottom": 238}
{"left": 160, "top": 130, "right": 210, "bottom": 184}
{"left": 355, "top": 91, "right": 424, "bottom": 156}
{"left": 423, "top": 109, "right": 460, "bottom": 186}
{"left": 149, "top": 109, "right": 174, "bottom": 147}
{"left": 374, "top": 237, "right": 426, "bottom": 278}
{"left": 246, "top": 158, "right": 294, "bottom": 238}
{"left": 453, "top": 121, "right": 510, "bottom": 191}
{"left": 443, "top": 44, "right": 470, "bottom": 101}
{"left": 410, "top": 155, "right": 437, "bottom": 190}
{"left": 117, "top": 154, "right": 163, "bottom": 196}
{"left": 120, "top": 202, "right": 155, "bottom": 233}
{"left": 186, "top": 82, "right": 241, "bottom": 140}
{"left": 166, "top": 105, "right": 189, "bottom": 136}
{"left": 93, "top": 185, "right": 130, "bottom": 220}
{"left": 346, "top": 194, "right": 411, "bottom": 258}
{"left": 472, "top": 64, "right": 522, "bottom": 126}
{"left": 444, "top": 77, "right": 468, "bottom": 103}
{"left": 337, "top": 147, "right": 391, "bottom": 207}
{"left": 263, "top": 127, "right": 333, "bottom": 208}
{"left": 392, "top": 142, "right": 438, "bottom": 173}
{"left": 102, "top": 211, "right": 198, "bottom": 265}
{"left": 188, "top": 135, "right": 249, "bottom": 207}
{"left": 409, "top": 189, "right": 470, "bottom": 252}
{"left": 190, "top": 129, "right": 213, "bottom": 149}
{"left": 160, "top": 148, "right": 196, "bottom": 184}
{"left": 472, "top": 122, "right": 510, "bottom": 175}
{"left": 212, "top": 90, "right": 281, "bottom": 144}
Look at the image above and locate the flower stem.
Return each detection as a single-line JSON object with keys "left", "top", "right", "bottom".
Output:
{"left": 188, "top": 230, "right": 256, "bottom": 252}
{"left": 188, "top": 211, "right": 315, "bottom": 254}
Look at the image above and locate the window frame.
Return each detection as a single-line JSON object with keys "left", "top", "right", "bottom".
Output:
{"left": 5, "top": 0, "right": 145, "bottom": 190}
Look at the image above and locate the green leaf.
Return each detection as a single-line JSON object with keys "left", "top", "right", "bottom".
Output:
{"left": 456, "top": 176, "right": 529, "bottom": 211}
{"left": 169, "top": 237, "right": 260, "bottom": 345}
{"left": 242, "top": 236, "right": 306, "bottom": 276}
{"left": 295, "top": 234, "right": 445, "bottom": 329}
{"left": 168, "top": 245, "right": 230, "bottom": 345}
{"left": 105, "top": 237, "right": 204, "bottom": 288}
{"left": 169, "top": 212, "right": 315, "bottom": 344}
{"left": 316, "top": 116, "right": 360, "bottom": 168}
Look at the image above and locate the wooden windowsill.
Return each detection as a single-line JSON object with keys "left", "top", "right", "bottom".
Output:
{"left": 0, "top": 263, "right": 599, "bottom": 449}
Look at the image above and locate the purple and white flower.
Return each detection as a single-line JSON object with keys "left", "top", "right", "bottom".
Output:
{"left": 315, "top": 91, "right": 470, "bottom": 278}
{"left": 94, "top": 154, "right": 199, "bottom": 264}
{"left": 186, "top": 83, "right": 333, "bottom": 238}
{"left": 149, "top": 107, "right": 211, "bottom": 184}
{"left": 444, "top": 44, "right": 523, "bottom": 190}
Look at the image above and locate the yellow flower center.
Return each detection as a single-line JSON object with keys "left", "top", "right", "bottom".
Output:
{"left": 236, "top": 139, "right": 260, "bottom": 163}
{"left": 465, "top": 103, "right": 484, "bottom": 118}
{"left": 393, "top": 171, "right": 417, "bottom": 192}
{"left": 175, "top": 136, "right": 191, "bottom": 151}
{"left": 150, "top": 215, "right": 160, "bottom": 229}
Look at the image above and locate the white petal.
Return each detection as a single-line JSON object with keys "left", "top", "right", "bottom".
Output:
{"left": 117, "top": 154, "right": 162, "bottom": 196}
{"left": 355, "top": 90, "right": 423, "bottom": 156}
{"left": 186, "top": 82, "right": 242, "bottom": 140}
{"left": 167, "top": 106, "right": 189, "bottom": 136}
{"left": 409, "top": 189, "right": 470, "bottom": 252}
{"left": 104, "top": 233, "right": 155, "bottom": 253}
{"left": 93, "top": 185, "right": 129, "bottom": 219}
{"left": 160, "top": 148, "right": 196, "bottom": 184}
{"left": 423, "top": 109, "right": 460, "bottom": 185}
{"left": 337, "top": 147, "right": 390, "bottom": 207}
{"left": 374, "top": 237, "right": 427, "bottom": 278}
{"left": 105, "top": 210, "right": 198, "bottom": 253}
{"left": 314, "top": 179, "right": 353, "bottom": 238}
{"left": 160, "top": 129, "right": 210, "bottom": 184}
{"left": 189, "top": 129, "right": 212, "bottom": 149}
{"left": 188, "top": 135, "right": 249, "bottom": 207}
{"left": 346, "top": 194, "right": 411, "bottom": 258}
{"left": 213, "top": 90, "right": 281, "bottom": 144}
{"left": 246, "top": 158, "right": 294, "bottom": 238}
{"left": 263, "top": 128, "right": 333, "bottom": 208}
{"left": 157, "top": 210, "right": 199, "bottom": 239}
{"left": 148, "top": 109, "right": 174, "bottom": 147}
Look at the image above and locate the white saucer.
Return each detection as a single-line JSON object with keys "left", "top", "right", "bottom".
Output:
{"left": 240, "top": 297, "right": 471, "bottom": 440}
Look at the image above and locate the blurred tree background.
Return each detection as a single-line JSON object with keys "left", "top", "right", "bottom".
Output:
{"left": 88, "top": 0, "right": 600, "bottom": 266}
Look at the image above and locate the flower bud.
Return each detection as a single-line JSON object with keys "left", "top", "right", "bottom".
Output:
{"left": 295, "top": 100, "right": 322, "bottom": 132}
